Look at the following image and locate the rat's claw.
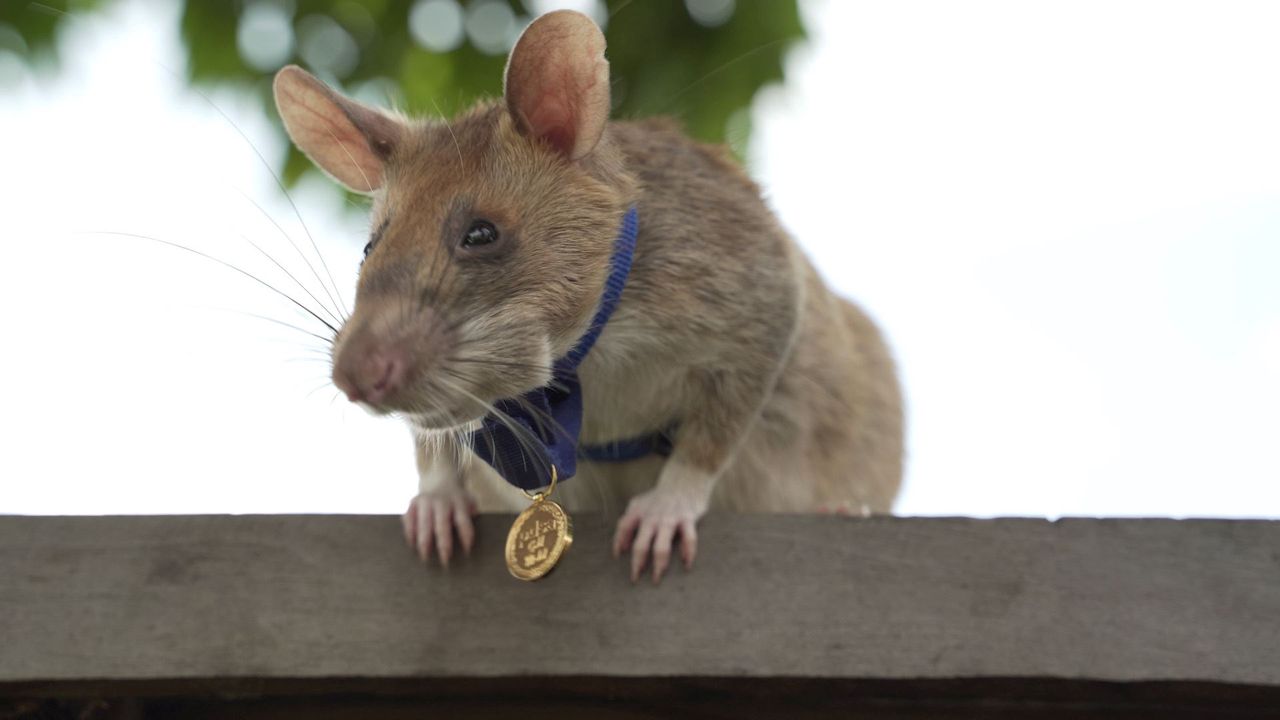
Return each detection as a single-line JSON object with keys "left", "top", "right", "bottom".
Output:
{"left": 402, "top": 500, "right": 416, "bottom": 547}
{"left": 615, "top": 489, "right": 704, "bottom": 584}
{"left": 454, "top": 504, "right": 476, "bottom": 557}
{"left": 679, "top": 519, "right": 697, "bottom": 569}
{"left": 612, "top": 513, "right": 641, "bottom": 558}
{"left": 433, "top": 501, "right": 452, "bottom": 567}
{"left": 415, "top": 501, "right": 434, "bottom": 562}
{"left": 651, "top": 522, "right": 676, "bottom": 584}
{"left": 629, "top": 520, "right": 657, "bottom": 583}
{"left": 404, "top": 488, "right": 478, "bottom": 567}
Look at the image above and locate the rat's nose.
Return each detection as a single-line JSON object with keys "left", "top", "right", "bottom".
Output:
{"left": 333, "top": 346, "right": 410, "bottom": 405}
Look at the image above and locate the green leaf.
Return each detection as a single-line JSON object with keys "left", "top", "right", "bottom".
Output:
{"left": 8, "top": 0, "right": 805, "bottom": 202}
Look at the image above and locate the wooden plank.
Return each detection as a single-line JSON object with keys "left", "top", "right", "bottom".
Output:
{"left": 69, "top": 680, "right": 1280, "bottom": 720}
{"left": 5, "top": 679, "right": 1280, "bottom": 719}
{"left": 1, "top": 515, "right": 1277, "bottom": 695}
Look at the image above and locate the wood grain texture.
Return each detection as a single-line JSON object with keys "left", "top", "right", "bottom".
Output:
{"left": 1, "top": 515, "right": 1277, "bottom": 689}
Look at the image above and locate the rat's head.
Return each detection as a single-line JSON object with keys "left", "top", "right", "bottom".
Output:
{"left": 273, "top": 11, "right": 630, "bottom": 431}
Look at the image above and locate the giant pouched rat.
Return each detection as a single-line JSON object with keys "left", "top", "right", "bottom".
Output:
{"left": 273, "top": 10, "right": 903, "bottom": 583}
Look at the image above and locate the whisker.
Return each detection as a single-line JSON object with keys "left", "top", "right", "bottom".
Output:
{"left": 436, "top": 373, "right": 557, "bottom": 484}
{"left": 324, "top": 126, "right": 376, "bottom": 205}
{"left": 402, "top": 383, "right": 476, "bottom": 469}
{"left": 344, "top": 193, "right": 371, "bottom": 212}
{"left": 236, "top": 189, "right": 347, "bottom": 323}
{"left": 440, "top": 375, "right": 570, "bottom": 478}
{"left": 443, "top": 362, "right": 608, "bottom": 512}
{"left": 431, "top": 98, "right": 465, "bottom": 169}
{"left": 27, "top": 2, "right": 68, "bottom": 18}
{"left": 231, "top": 309, "right": 333, "bottom": 345}
{"left": 305, "top": 380, "right": 335, "bottom": 399}
{"left": 242, "top": 234, "right": 344, "bottom": 327}
{"left": 446, "top": 364, "right": 575, "bottom": 450}
{"left": 445, "top": 355, "right": 554, "bottom": 374}
{"left": 607, "top": 0, "right": 637, "bottom": 20}
{"left": 170, "top": 73, "right": 350, "bottom": 316}
{"left": 85, "top": 231, "right": 337, "bottom": 335}
{"left": 653, "top": 38, "right": 789, "bottom": 117}
{"left": 508, "top": 394, "right": 578, "bottom": 449}
{"left": 196, "top": 306, "right": 334, "bottom": 346}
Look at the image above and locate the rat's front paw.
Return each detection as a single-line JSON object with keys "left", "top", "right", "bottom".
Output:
{"left": 402, "top": 488, "right": 478, "bottom": 567}
{"left": 611, "top": 489, "right": 705, "bottom": 584}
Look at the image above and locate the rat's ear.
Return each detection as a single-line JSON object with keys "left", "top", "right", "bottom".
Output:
{"left": 273, "top": 65, "right": 401, "bottom": 193}
{"left": 504, "top": 10, "right": 610, "bottom": 160}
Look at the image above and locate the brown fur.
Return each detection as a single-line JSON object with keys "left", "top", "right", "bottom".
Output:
{"left": 274, "top": 10, "right": 903, "bottom": 578}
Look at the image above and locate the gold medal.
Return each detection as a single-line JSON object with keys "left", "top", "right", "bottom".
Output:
{"left": 505, "top": 466, "right": 573, "bottom": 581}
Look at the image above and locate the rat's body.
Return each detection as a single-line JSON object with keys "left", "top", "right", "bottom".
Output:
{"left": 274, "top": 10, "right": 902, "bottom": 582}
{"left": 462, "top": 116, "right": 902, "bottom": 518}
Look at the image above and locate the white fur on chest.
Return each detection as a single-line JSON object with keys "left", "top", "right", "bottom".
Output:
{"left": 574, "top": 320, "right": 688, "bottom": 447}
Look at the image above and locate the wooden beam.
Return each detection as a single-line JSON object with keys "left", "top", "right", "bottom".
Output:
{"left": 2, "top": 515, "right": 1278, "bottom": 715}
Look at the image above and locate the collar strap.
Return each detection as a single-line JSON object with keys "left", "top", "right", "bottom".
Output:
{"left": 470, "top": 207, "right": 641, "bottom": 491}
{"left": 561, "top": 206, "right": 638, "bottom": 370}
{"left": 578, "top": 426, "right": 676, "bottom": 463}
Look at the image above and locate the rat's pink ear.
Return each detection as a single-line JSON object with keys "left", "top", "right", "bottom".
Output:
{"left": 273, "top": 65, "right": 402, "bottom": 193}
{"left": 504, "top": 10, "right": 610, "bottom": 160}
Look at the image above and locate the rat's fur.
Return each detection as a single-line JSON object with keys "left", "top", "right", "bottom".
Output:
{"left": 274, "top": 10, "right": 903, "bottom": 581}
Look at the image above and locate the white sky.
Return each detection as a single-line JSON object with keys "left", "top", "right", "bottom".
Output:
{"left": 1, "top": 0, "right": 1277, "bottom": 517}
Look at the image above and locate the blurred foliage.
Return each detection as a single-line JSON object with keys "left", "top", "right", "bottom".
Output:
{"left": 4, "top": 0, "right": 803, "bottom": 191}
{"left": 0, "top": 0, "right": 105, "bottom": 66}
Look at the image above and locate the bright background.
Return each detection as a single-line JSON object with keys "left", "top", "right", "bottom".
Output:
{"left": 2, "top": 0, "right": 1277, "bottom": 517}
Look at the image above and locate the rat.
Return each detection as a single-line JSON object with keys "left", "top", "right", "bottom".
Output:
{"left": 272, "top": 9, "right": 903, "bottom": 583}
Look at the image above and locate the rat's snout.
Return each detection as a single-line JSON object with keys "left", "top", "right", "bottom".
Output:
{"left": 331, "top": 300, "right": 442, "bottom": 409}
{"left": 333, "top": 344, "right": 409, "bottom": 405}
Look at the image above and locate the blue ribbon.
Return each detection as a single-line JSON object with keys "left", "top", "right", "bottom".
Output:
{"left": 471, "top": 207, "right": 668, "bottom": 491}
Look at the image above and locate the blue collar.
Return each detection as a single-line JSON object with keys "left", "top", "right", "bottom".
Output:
{"left": 557, "top": 206, "right": 638, "bottom": 370}
{"left": 472, "top": 207, "right": 666, "bottom": 491}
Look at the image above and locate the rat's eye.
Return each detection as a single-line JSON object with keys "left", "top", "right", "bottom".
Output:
{"left": 461, "top": 220, "right": 499, "bottom": 249}
{"left": 363, "top": 218, "right": 389, "bottom": 263}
